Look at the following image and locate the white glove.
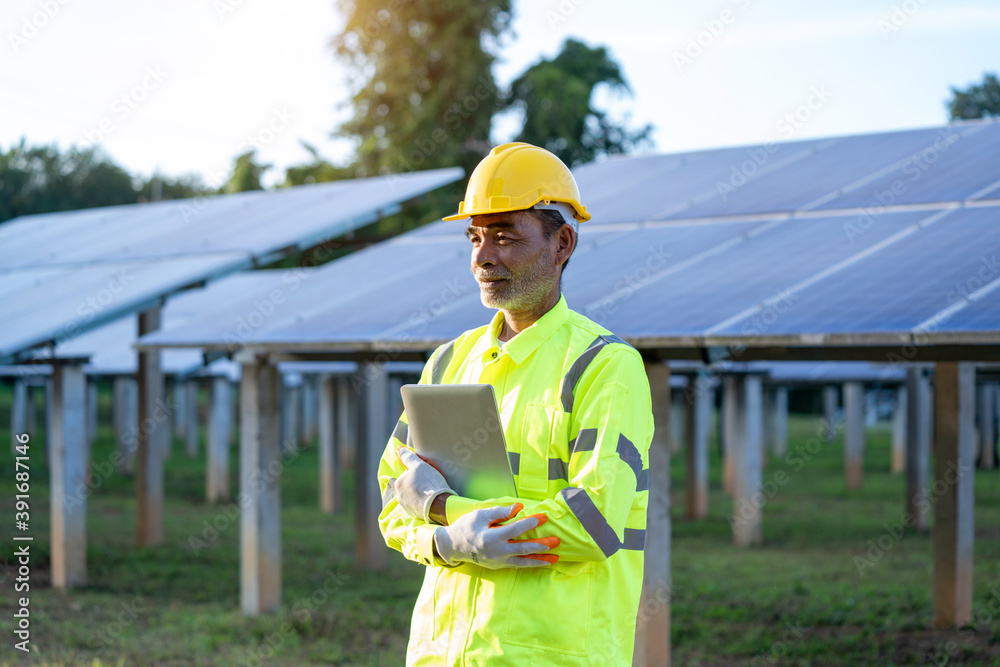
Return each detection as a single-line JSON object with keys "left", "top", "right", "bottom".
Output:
{"left": 433, "top": 504, "right": 559, "bottom": 570}
{"left": 391, "top": 447, "right": 456, "bottom": 523}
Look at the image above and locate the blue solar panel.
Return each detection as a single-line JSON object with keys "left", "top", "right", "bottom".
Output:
{"left": 576, "top": 141, "right": 823, "bottom": 224}
{"left": 589, "top": 209, "right": 932, "bottom": 337}
{"left": 132, "top": 124, "right": 1000, "bottom": 355}
{"left": 814, "top": 122, "right": 1000, "bottom": 210}
{"left": 668, "top": 126, "right": 971, "bottom": 220}
{"left": 56, "top": 317, "right": 206, "bottom": 376}
{"left": 140, "top": 238, "right": 468, "bottom": 348}
{"left": 711, "top": 206, "right": 1000, "bottom": 336}
{"left": 0, "top": 168, "right": 462, "bottom": 269}
{"left": 0, "top": 253, "right": 249, "bottom": 362}
{"left": 922, "top": 269, "right": 1000, "bottom": 332}
{"left": 563, "top": 221, "right": 762, "bottom": 314}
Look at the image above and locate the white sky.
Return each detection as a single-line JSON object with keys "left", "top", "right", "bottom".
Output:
{"left": 2, "top": 0, "right": 998, "bottom": 187}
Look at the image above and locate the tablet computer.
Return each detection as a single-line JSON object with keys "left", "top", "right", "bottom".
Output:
{"left": 399, "top": 383, "right": 517, "bottom": 500}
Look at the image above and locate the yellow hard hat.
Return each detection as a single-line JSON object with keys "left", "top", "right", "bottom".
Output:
{"left": 443, "top": 142, "right": 591, "bottom": 223}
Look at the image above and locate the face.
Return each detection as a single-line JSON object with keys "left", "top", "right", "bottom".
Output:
{"left": 466, "top": 211, "right": 561, "bottom": 313}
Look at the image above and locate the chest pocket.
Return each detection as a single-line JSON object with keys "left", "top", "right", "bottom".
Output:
{"left": 517, "top": 404, "right": 572, "bottom": 498}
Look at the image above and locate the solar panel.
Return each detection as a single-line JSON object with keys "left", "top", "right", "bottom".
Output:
{"left": 0, "top": 253, "right": 248, "bottom": 362}
{"left": 0, "top": 168, "right": 462, "bottom": 269}
{"left": 710, "top": 206, "right": 1000, "bottom": 336}
{"left": 0, "top": 168, "right": 463, "bottom": 363}
{"left": 56, "top": 317, "right": 206, "bottom": 376}
{"left": 138, "top": 238, "right": 469, "bottom": 348}
{"left": 812, "top": 122, "right": 1000, "bottom": 210}
{"left": 584, "top": 209, "right": 933, "bottom": 337}
{"left": 581, "top": 141, "right": 829, "bottom": 224}
{"left": 668, "top": 126, "right": 976, "bottom": 220}
{"left": 131, "top": 123, "right": 1000, "bottom": 357}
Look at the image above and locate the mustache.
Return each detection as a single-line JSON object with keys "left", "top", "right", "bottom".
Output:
{"left": 474, "top": 271, "right": 510, "bottom": 281}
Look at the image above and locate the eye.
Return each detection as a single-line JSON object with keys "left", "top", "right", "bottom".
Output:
{"left": 496, "top": 234, "right": 510, "bottom": 244}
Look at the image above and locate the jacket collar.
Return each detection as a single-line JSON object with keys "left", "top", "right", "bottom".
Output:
{"left": 483, "top": 293, "right": 571, "bottom": 366}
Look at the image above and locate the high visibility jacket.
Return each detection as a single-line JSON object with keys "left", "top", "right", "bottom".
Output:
{"left": 377, "top": 294, "right": 654, "bottom": 666}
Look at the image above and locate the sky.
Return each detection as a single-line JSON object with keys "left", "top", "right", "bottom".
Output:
{"left": 1, "top": 0, "right": 998, "bottom": 188}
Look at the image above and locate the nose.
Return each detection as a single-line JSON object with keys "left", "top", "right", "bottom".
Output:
{"left": 472, "top": 237, "right": 497, "bottom": 269}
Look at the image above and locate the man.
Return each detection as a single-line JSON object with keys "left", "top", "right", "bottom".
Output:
{"left": 377, "top": 142, "right": 654, "bottom": 666}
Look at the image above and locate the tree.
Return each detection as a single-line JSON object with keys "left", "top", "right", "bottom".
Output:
{"left": 503, "top": 38, "right": 653, "bottom": 166}
{"left": 283, "top": 141, "right": 356, "bottom": 186}
{"left": 948, "top": 73, "right": 1000, "bottom": 120}
{"left": 0, "top": 139, "right": 137, "bottom": 222}
{"left": 219, "top": 150, "right": 271, "bottom": 194}
{"left": 330, "top": 0, "right": 512, "bottom": 178}
{"left": 137, "top": 173, "right": 211, "bottom": 202}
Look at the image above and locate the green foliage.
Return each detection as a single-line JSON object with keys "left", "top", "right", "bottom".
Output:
{"left": 504, "top": 38, "right": 653, "bottom": 166}
{"left": 136, "top": 172, "right": 211, "bottom": 202}
{"left": 0, "top": 139, "right": 211, "bottom": 223}
{"left": 0, "top": 139, "right": 137, "bottom": 222}
{"left": 330, "top": 0, "right": 513, "bottom": 178}
{"left": 948, "top": 72, "right": 1000, "bottom": 120}
{"left": 219, "top": 150, "right": 271, "bottom": 194}
{"left": 283, "top": 142, "right": 357, "bottom": 187}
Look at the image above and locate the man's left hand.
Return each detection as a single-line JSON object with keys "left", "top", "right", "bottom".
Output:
{"left": 389, "top": 447, "right": 456, "bottom": 524}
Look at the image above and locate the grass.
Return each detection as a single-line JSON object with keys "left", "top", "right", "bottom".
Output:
{"left": 0, "top": 381, "right": 998, "bottom": 666}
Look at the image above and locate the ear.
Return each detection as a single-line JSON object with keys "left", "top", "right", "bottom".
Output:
{"left": 554, "top": 224, "right": 576, "bottom": 267}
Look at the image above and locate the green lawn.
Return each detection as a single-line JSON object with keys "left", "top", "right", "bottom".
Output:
{"left": 0, "top": 381, "right": 998, "bottom": 666}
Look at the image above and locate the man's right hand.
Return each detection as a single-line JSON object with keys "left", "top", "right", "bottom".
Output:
{"left": 433, "top": 503, "right": 560, "bottom": 569}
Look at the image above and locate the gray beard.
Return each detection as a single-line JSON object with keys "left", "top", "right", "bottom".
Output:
{"left": 476, "top": 249, "right": 559, "bottom": 314}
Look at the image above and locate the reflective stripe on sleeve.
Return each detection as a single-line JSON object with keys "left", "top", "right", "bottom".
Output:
{"left": 560, "top": 486, "right": 622, "bottom": 558}
{"left": 623, "top": 528, "right": 645, "bottom": 550}
{"left": 570, "top": 429, "right": 645, "bottom": 488}
{"left": 615, "top": 434, "right": 643, "bottom": 481}
{"left": 560, "top": 334, "right": 632, "bottom": 413}
{"left": 571, "top": 427, "right": 598, "bottom": 454}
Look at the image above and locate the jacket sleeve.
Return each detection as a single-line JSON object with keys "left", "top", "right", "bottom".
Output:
{"left": 376, "top": 345, "right": 460, "bottom": 569}
{"left": 444, "top": 347, "right": 654, "bottom": 564}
